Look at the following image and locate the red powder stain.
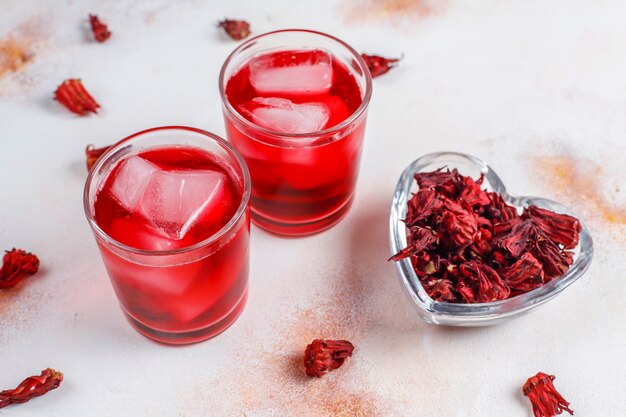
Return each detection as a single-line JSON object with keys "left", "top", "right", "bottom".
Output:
{"left": 0, "top": 15, "right": 50, "bottom": 94}
{"left": 0, "top": 37, "right": 33, "bottom": 78}
{"left": 343, "top": 0, "right": 443, "bottom": 22}
{"left": 532, "top": 154, "right": 626, "bottom": 226}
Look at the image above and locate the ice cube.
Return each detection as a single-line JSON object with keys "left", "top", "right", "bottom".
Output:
{"left": 249, "top": 49, "right": 333, "bottom": 96}
{"left": 140, "top": 169, "right": 228, "bottom": 240}
{"left": 239, "top": 97, "right": 330, "bottom": 134}
{"left": 109, "top": 156, "right": 158, "bottom": 213}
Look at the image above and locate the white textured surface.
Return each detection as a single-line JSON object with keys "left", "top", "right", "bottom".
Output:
{"left": 1, "top": 0, "right": 625, "bottom": 416}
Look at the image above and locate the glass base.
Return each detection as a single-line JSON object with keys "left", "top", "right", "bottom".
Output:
{"left": 251, "top": 196, "right": 354, "bottom": 237}
{"left": 124, "top": 288, "right": 248, "bottom": 345}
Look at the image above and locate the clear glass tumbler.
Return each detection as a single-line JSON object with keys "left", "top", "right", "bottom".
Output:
{"left": 84, "top": 126, "right": 251, "bottom": 344}
{"left": 219, "top": 29, "right": 372, "bottom": 236}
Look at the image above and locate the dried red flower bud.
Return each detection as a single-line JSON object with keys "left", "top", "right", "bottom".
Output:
{"left": 89, "top": 15, "right": 111, "bottom": 43}
{"left": 494, "top": 218, "right": 537, "bottom": 258}
{"left": 458, "top": 261, "right": 510, "bottom": 302}
{"left": 405, "top": 189, "right": 444, "bottom": 227}
{"left": 531, "top": 238, "right": 573, "bottom": 279}
{"left": 218, "top": 19, "right": 251, "bottom": 40}
{"left": 459, "top": 175, "right": 491, "bottom": 208}
{"left": 389, "top": 227, "right": 437, "bottom": 261}
{"left": 54, "top": 79, "right": 100, "bottom": 116}
{"left": 422, "top": 277, "right": 456, "bottom": 302}
{"left": 0, "top": 249, "right": 40, "bottom": 289}
{"left": 525, "top": 206, "right": 581, "bottom": 249}
{"left": 485, "top": 192, "right": 519, "bottom": 222}
{"left": 361, "top": 54, "right": 401, "bottom": 78}
{"left": 502, "top": 252, "right": 545, "bottom": 291}
{"left": 440, "top": 199, "right": 478, "bottom": 247}
{"left": 86, "top": 144, "right": 111, "bottom": 171}
{"left": 523, "top": 372, "right": 573, "bottom": 417}
{"left": 0, "top": 368, "right": 63, "bottom": 409}
{"left": 304, "top": 339, "right": 354, "bottom": 378}
{"left": 415, "top": 168, "right": 461, "bottom": 196}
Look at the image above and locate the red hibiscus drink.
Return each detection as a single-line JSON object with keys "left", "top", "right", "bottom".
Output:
{"left": 84, "top": 127, "right": 251, "bottom": 344}
{"left": 220, "top": 30, "right": 372, "bottom": 236}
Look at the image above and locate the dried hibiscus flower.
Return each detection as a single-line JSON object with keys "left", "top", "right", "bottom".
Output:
{"left": 0, "top": 368, "right": 63, "bottom": 409}
{"left": 523, "top": 372, "right": 573, "bottom": 417}
{"left": 218, "top": 19, "right": 250, "bottom": 40}
{"left": 54, "top": 79, "right": 100, "bottom": 116}
{"left": 0, "top": 249, "right": 40, "bottom": 289}
{"left": 390, "top": 168, "right": 581, "bottom": 303}
{"left": 85, "top": 144, "right": 111, "bottom": 171}
{"left": 361, "top": 54, "right": 401, "bottom": 78}
{"left": 304, "top": 339, "right": 354, "bottom": 378}
{"left": 89, "top": 15, "right": 111, "bottom": 43}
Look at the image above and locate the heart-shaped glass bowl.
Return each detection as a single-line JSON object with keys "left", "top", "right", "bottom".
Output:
{"left": 389, "top": 152, "right": 593, "bottom": 326}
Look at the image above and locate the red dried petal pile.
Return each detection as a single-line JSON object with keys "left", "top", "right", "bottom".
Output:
{"left": 0, "top": 368, "right": 63, "bottom": 409}
{"left": 0, "top": 249, "right": 40, "bottom": 289}
{"left": 85, "top": 144, "right": 111, "bottom": 171}
{"left": 54, "top": 79, "right": 100, "bottom": 116}
{"left": 361, "top": 54, "right": 401, "bottom": 78}
{"left": 89, "top": 15, "right": 111, "bottom": 43}
{"left": 391, "top": 168, "right": 581, "bottom": 303}
{"left": 523, "top": 372, "right": 573, "bottom": 417}
{"left": 218, "top": 19, "right": 251, "bottom": 40}
{"left": 303, "top": 339, "right": 354, "bottom": 378}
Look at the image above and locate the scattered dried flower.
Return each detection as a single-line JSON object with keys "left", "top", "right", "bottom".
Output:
{"left": 0, "top": 248, "right": 40, "bottom": 289}
{"left": 89, "top": 15, "right": 111, "bottom": 43}
{"left": 304, "top": 339, "right": 354, "bottom": 378}
{"left": 54, "top": 79, "right": 100, "bottom": 116}
{"left": 218, "top": 19, "right": 251, "bottom": 40}
{"left": 523, "top": 372, "right": 573, "bottom": 417}
{"left": 390, "top": 168, "right": 581, "bottom": 303}
{"left": 85, "top": 144, "right": 111, "bottom": 171}
{"left": 0, "top": 368, "right": 63, "bottom": 409}
{"left": 361, "top": 54, "right": 401, "bottom": 78}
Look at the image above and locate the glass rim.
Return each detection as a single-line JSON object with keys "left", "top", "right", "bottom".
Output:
{"left": 218, "top": 28, "right": 373, "bottom": 141}
{"left": 83, "top": 125, "right": 252, "bottom": 257}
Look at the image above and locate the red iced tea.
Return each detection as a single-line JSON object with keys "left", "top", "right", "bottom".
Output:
{"left": 222, "top": 38, "right": 371, "bottom": 235}
{"left": 89, "top": 138, "right": 250, "bottom": 344}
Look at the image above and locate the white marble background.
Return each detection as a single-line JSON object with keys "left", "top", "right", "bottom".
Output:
{"left": 1, "top": 0, "right": 625, "bottom": 415}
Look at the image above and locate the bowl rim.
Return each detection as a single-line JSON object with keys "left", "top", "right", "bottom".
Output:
{"left": 389, "top": 151, "right": 594, "bottom": 324}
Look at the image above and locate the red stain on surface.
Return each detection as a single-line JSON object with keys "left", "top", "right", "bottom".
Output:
{"left": 533, "top": 154, "right": 626, "bottom": 226}
{"left": 343, "top": 0, "right": 442, "bottom": 22}
{"left": 0, "top": 37, "right": 33, "bottom": 78}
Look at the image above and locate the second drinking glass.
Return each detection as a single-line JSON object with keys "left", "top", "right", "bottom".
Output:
{"left": 219, "top": 30, "right": 373, "bottom": 236}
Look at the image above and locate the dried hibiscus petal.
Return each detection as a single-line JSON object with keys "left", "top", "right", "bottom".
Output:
{"left": 525, "top": 206, "right": 581, "bottom": 249}
{"left": 304, "top": 339, "right": 354, "bottom": 378}
{"left": 389, "top": 227, "right": 436, "bottom": 261}
{"left": 440, "top": 199, "right": 478, "bottom": 247}
{"left": 405, "top": 189, "right": 443, "bottom": 227}
{"left": 218, "top": 19, "right": 250, "bottom": 40}
{"left": 89, "top": 15, "right": 111, "bottom": 43}
{"left": 531, "top": 238, "right": 573, "bottom": 279}
{"left": 422, "top": 277, "right": 457, "bottom": 302}
{"left": 502, "top": 252, "right": 544, "bottom": 291}
{"left": 0, "top": 368, "right": 63, "bottom": 409}
{"left": 458, "top": 261, "right": 510, "bottom": 302}
{"left": 86, "top": 144, "right": 111, "bottom": 171}
{"left": 415, "top": 168, "right": 461, "bottom": 197}
{"left": 54, "top": 79, "right": 100, "bottom": 116}
{"left": 0, "top": 249, "right": 40, "bottom": 289}
{"left": 523, "top": 372, "right": 573, "bottom": 417}
{"left": 361, "top": 54, "right": 401, "bottom": 78}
